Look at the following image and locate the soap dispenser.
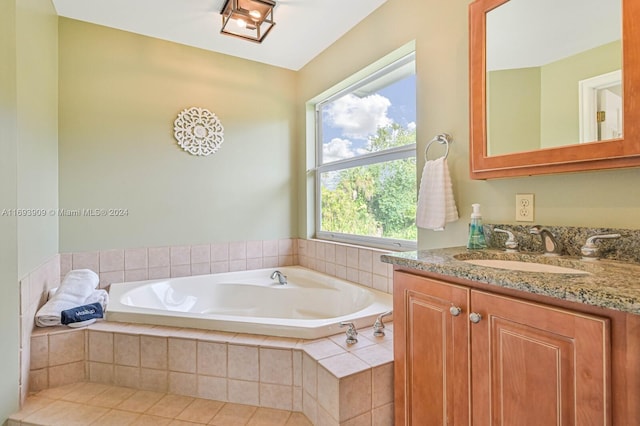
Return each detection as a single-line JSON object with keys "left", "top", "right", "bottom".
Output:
{"left": 467, "top": 203, "right": 487, "bottom": 249}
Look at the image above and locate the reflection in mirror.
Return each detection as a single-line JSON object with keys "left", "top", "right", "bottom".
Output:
{"left": 485, "top": 0, "right": 622, "bottom": 156}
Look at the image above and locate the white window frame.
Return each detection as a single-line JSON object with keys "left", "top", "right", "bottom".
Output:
{"left": 314, "top": 52, "right": 417, "bottom": 251}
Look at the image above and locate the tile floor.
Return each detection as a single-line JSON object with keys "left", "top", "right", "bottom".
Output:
{"left": 9, "top": 381, "right": 312, "bottom": 426}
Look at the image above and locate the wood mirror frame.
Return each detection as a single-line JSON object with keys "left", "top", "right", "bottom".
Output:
{"left": 469, "top": 0, "right": 640, "bottom": 179}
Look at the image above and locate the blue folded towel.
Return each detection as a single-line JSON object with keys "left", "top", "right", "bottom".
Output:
{"left": 61, "top": 302, "right": 104, "bottom": 325}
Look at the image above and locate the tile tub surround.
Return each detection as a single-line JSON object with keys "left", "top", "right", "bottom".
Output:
{"left": 27, "top": 321, "right": 394, "bottom": 426}
{"left": 381, "top": 246, "right": 640, "bottom": 315}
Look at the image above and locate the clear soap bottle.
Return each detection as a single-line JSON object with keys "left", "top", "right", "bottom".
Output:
{"left": 467, "top": 203, "right": 487, "bottom": 249}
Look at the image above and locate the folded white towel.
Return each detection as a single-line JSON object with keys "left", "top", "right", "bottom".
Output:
{"left": 416, "top": 156, "right": 459, "bottom": 230}
{"left": 35, "top": 269, "right": 100, "bottom": 327}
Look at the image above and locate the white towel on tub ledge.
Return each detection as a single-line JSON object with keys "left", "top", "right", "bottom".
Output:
{"left": 416, "top": 156, "right": 459, "bottom": 231}
{"left": 35, "top": 269, "right": 104, "bottom": 327}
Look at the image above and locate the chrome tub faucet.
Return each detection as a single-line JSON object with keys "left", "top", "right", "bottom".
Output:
{"left": 270, "top": 270, "right": 287, "bottom": 285}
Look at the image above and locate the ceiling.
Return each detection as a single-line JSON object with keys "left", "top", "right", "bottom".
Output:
{"left": 51, "top": 0, "right": 387, "bottom": 71}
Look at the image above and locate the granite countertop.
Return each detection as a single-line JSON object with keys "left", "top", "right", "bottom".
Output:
{"left": 381, "top": 247, "right": 640, "bottom": 315}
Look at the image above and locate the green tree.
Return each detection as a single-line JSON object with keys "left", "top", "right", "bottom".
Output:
{"left": 321, "top": 123, "right": 417, "bottom": 241}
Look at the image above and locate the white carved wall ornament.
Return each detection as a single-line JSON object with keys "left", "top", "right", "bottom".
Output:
{"left": 173, "top": 107, "right": 224, "bottom": 156}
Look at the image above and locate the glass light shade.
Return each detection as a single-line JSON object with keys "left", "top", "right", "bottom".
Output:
{"left": 220, "top": 0, "right": 276, "bottom": 43}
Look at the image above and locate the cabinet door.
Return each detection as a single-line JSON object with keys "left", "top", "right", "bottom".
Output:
{"left": 470, "top": 290, "right": 611, "bottom": 426}
{"left": 394, "top": 271, "right": 470, "bottom": 425}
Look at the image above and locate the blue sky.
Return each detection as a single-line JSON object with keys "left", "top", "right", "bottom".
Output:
{"left": 321, "top": 74, "right": 417, "bottom": 163}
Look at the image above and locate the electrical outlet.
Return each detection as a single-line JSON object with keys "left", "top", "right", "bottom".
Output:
{"left": 516, "top": 193, "right": 534, "bottom": 222}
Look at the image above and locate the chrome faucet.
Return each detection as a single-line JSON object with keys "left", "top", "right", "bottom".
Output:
{"left": 270, "top": 270, "right": 287, "bottom": 285}
{"left": 373, "top": 311, "right": 393, "bottom": 337}
{"left": 580, "top": 233, "right": 621, "bottom": 260}
{"left": 529, "top": 226, "right": 563, "bottom": 256}
{"left": 494, "top": 228, "right": 519, "bottom": 252}
{"left": 339, "top": 322, "right": 358, "bottom": 344}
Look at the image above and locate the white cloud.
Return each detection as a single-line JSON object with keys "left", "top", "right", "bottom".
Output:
{"left": 324, "top": 94, "right": 392, "bottom": 139}
{"left": 323, "top": 138, "right": 355, "bottom": 163}
{"left": 407, "top": 121, "right": 416, "bottom": 131}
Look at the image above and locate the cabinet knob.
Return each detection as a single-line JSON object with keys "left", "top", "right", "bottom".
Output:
{"left": 469, "top": 312, "right": 483, "bottom": 323}
{"left": 449, "top": 306, "right": 462, "bottom": 316}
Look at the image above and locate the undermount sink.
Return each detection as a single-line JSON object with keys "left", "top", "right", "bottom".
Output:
{"left": 453, "top": 251, "right": 596, "bottom": 275}
{"left": 461, "top": 258, "right": 590, "bottom": 275}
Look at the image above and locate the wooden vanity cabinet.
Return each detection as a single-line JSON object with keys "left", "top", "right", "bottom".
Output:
{"left": 394, "top": 270, "right": 611, "bottom": 425}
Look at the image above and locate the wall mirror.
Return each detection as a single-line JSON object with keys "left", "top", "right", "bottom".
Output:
{"left": 469, "top": 0, "right": 640, "bottom": 179}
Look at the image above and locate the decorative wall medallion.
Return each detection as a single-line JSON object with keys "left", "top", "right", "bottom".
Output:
{"left": 173, "top": 107, "right": 224, "bottom": 156}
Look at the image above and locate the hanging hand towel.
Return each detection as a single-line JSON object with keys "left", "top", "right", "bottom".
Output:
{"left": 35, "top": 269, "right": 100, "bottom": 327}
{"left": 416, "top": 156, "right": 459, "bottom": 230}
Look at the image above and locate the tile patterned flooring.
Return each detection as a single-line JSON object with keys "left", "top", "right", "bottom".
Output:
{"left": 9, "top": 382, "right": 312, "bottom": 426}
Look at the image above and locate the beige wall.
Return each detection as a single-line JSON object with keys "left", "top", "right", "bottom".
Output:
{"left": 0, "top": 0, "right": 58, "bottom": 421}
{"left": 58, "top": 19, "right": 298, "bottom": 252}
{"left": 297, "top": 0, "right": 640, "bottom": 250}
{"left": 540, "top": 40, "right": 621, "bottom": 148}
{"left": 487, "top": 67, "right": 541, "bottom": 155}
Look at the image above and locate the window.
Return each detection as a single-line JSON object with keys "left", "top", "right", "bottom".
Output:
{"left": 315, "top": 52, "right": 417, "bottom": 250}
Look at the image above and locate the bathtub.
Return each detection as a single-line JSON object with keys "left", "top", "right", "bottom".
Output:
{"left": 106, "top": 266, "right": 392, "bottom": 339}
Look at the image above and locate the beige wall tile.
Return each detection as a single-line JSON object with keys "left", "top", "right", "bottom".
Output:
{"left": 302, "top": 390, "right": 318, "bottom": 425}
{"left": 339, "top": 370, "right": 372, "bottom": 422}
{"left": 60, "top": 253, "right": 73, "bottom": 276}
{"left": 88, "top": 362, "right": 114, "bottom": 384}
{"left": 229, "top": 241, "right": 246, "bottom": 260}
{"left": 49, "top": 361, "right": 86, "bottom": 388}
{"left": 49, "top": 330, "right": 85, "bottom": 366}
{"left": 228, "top": 345, "right": 258, "bottom": 380}
{"left": 211, "top": 243, "right": 229, "bottom": 262}
{"left": 197, "top": 375, "right": 227, "bottom": 401}
{"left": 114, "top": 365, "right": 141, "bottom": 388}
{"left": 140, "top": 368, "right": 168, "bottom": 392}
{"left": 293, "top": 350, "right": 302, "bottom": 387}
{"left": 317, "top": 366, "right": 339, "bottom": 420}
{"left": 72, "top": 251, "right": 99, "bottom": 272}
{"left": 170, "top": 246, "right": 191, "bottom": 266}
{"left": 302, "top": 353, "right": 317, "bottom": 398}
{"left": 228, "top": 379, "right": 259, "bottom": 405}
{"left": 168, "top": 338, "right": 196, "bottom": 373}
{"left": 263, "top": 240, "right": 279, "bottom": 257}
{"left": 246, "top": 240, "right": 263, "bottom": 259}
{"left": 125, "top": 248, "right": 148, "bottom": 270}
{"left": 371, "top": 403, "right": 393, "bottom": 426}
{"left": 292, "top": 386, "right": 303, "bottom": 413}
{"left": 100, "top": 249, "right": 124, "bottom": 272}
{"left": 99, "top": 270, "right": 124, "bottom": 289}
{"left": 125, "top": 268, "right": 148, "bottom": 282}
{"left": 263, "top": 256, "right": 279, "bottom": 268}
{"left": 190, "top": 244, "right": 210, "bottom": 264}
{"left": 259, "top": 383, "right": 293, "bottom": 411}
{"left": 197, "top": 341, "right": 227, "bottom": 377}
{"left": 191, "top": 262, "right": 210, "bottom": 276}
{"left": 316, "top": 404, "right": 339, "bottom": 426}
{"left": 141, "top": 336, "right": 167, "bottom": 369}
{"left": 371, "top": 363, "right": 394, "bottom": 408}
{"left": 325, "top": 244, "right": 336, "bottom": 264}
{"left": 346, "top": 248, "right": 359, "bottom": 268}
{"left": 89, "top": 331, "right": 114, "bottom": 363}
{"left": 279, "top": 239, "right": 294, "bottom": 256}
{"left": 30, "top": 335, "right": 48, "bottom": 370}
{"left": 148, "top": 247, "right": 170, "bottom": 268}
{"left": 28, "top": 368, "right": 48, "bottom": 393}
{"left": 335, "top": 246, "right": 347, "bottom": 266}
{"left": 358, "top": 249, "right": 373, "bottom": 272}
{"left": 278, "top": 255, "right": 293, "bottom": 267}
{"left": 170, "top": 264, "right": 191, "bottom": 278}
{"left": 260, "top": 348, "right": 292, "bottom": 385}
{"left": 114, "top": 333, "right": 140, "bottom": 367}
{"left": 211, "top": 261, "right": 230, "bottom": 274}
{"left": 229, "top": 259, "right": 247, "bottom": 272}
{"left": 247, "top": 257, "right": 263, "bottom": 270}
{"left": 169, "top": 371, "right": 197, "bottom": 397}
{"left": 148, "top": 266, "right": 170, "bottom": 279}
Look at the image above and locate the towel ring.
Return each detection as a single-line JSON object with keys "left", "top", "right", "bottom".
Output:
{"left": 425, "top": 133, "right": 453, "bottom": 161}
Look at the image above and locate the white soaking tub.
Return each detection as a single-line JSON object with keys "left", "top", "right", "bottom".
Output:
{"left": 106, "top": 266, "right": 392, "bottom": 339}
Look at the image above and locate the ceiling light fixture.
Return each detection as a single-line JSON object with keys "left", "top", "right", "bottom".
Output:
{"left": 220, "top": 0, "right": 276, "bottom": 43}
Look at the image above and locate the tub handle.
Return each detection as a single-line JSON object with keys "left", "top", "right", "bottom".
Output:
{"left": 373, "top": 311, "right": 393, "bottom": 337}
{"left": 339, "top": 322, "right": 358, "bottom": 345}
